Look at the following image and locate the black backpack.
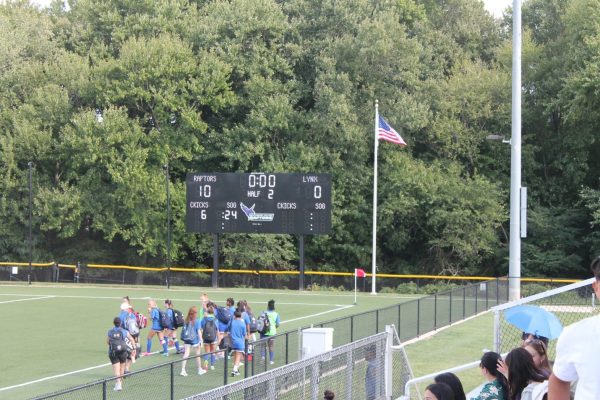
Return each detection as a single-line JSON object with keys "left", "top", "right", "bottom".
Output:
{"left": 248, "top": 313, "right": 258, "bottom": 333}
{"left": 173, "top": 309, "right": 185, "bottom": 329}
{"left": 202, "top": 318, "right": 217, "bottom": 342}
{"left": 158, "top": 309, "right": 169, "bottom": 329}
{"left": 216, "top": 306, "right": 232, "bottom": 324}
{"left": 109, "top": 328, "right": 128, "bottom": 354}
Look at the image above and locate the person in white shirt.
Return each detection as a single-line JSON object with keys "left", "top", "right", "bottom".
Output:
{"left": 549, "top": 256, "right": 600, "bottom": 400}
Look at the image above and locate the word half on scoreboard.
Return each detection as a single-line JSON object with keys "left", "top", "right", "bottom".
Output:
{"left": 186, "top": 173, "right": 332, "bottom": 234}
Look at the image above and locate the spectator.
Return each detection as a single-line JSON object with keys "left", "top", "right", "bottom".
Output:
{"left": 261, "top": 299, "right": 280, "bottom": 365}
{"left": 107, "top": 317, "right": 135, "bottom": 391}
{"left": 521, "top": 332, "right": 549, "bottom": 348}
{"left": 324, "top": 389, "right": 335, "bottom": 400}
{"left": 229, "top": 310, "right": 247, "bottom": 376}
{"left": 549, "top": 256, "right": 600, "bottom": 400}
{"left": 522, "top": 338, "right": 551, "bottom": 378}
{"left": 435, "top": 372, "right": 466, "bottom": 400}
{"left": 425, "top": 382, "right": 456, "bottom": 400}
{"left": 502, "top": 347, "right": 547, "bottom": 400}
{"left": 471, "top": 352, "right": 508, "bottom": 400}
{"left": 180, "top": 306, "right": 204, "bottom": 376}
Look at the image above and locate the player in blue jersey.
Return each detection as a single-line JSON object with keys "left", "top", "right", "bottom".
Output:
{"left": 107, "top": 317, "right": 135, "bottom": 391}
{"left": 143, "top": 299, "right": 168, "bottom": 356}
{"left": 228, "top": 310, "right": 248, "bottom": 376}
{"left": 180, "top": 306, "right": 205, "bottom": 376}
{"left": 164, "top": 299, "right": 182, "bottom": 355}
{"left": 200, "top": 304, "right": 219, "bottom": 370}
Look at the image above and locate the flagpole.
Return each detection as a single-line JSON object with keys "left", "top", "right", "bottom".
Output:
{"left": 354, "top": 269, "right": 358, "bottom": 304}
{"left": 371, "top": 100, "right": 379, "bottom": 295}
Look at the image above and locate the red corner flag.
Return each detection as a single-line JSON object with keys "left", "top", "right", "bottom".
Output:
{"left": 378, "top": 115, "right": 407, "bottom": 146}
{"left": 355, "top": 268, "right": 366, "bottom": 278}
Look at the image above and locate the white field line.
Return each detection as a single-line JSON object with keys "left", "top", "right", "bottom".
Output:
{"left": 0, "top": 283, "right": 422, "bottom": 300}
{"left": 0, "top": 293, "right": 349, "bottom": 307}
{"left": 0, "top": 304, "right": 353, "bottom": 392}
{"left": 0, "top": 295, "right": 55, "bottom": 304}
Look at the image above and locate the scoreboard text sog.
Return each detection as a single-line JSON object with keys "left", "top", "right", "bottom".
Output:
{"left": 185, "top": 173, "right": 332, "bottom": 234}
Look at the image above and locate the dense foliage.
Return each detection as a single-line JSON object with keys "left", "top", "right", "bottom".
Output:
{"left": 0, "top": 0, "right": 597, "bottom": 278}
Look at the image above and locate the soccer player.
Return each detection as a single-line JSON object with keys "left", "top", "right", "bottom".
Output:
{"left": 164, "top": 299, "right": 182, "bottom": 355}
{"left": 229, "top": 310, "right": 247, "bottom": 376}
{"left": 107, "top": 317, "right": 135, "bottom": 391}
{"left": 143, "top": 299, "right": 168, "bottom": 356}
{"left": 180, "top": 306, "right": 205, "bottom": 376}
{"left": 261, "top": 299, "right": 280, "bottom": 365}
{"left": 200, "top": 304, "right": 219, "bottom": 370}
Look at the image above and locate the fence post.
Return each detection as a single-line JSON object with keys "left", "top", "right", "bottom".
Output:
{"left": 463, "top": 287, "right": 466, "bottom": 319}
{"left": 285, "top": 333, "right": 289, "bottom": 365}
{"left": 224, "top": 349, "right": 228, "bottom": 385}
{"left": 170, "top": 362, "right": 175, "bottom": 400}
{"left": 244, "top": 339, "right": 249, "bottom": 379}
{"left": 449, "top": 290, "right": 452, "bottom": 324}
{"left": 434, "top": 293, "right": 437, "bottom": 330}
{"left": 375, "top": 309, "right": 379, "bottom": 334}
{"left": 475, "top": 283, "right": 478, "bottom": 314}
{"left": 350, "top": 315, "right": 354, "bottom": 342}
{"left": 103, "top": 381, "right": 107, "bottom": 400}
{"left": 486, "top": 282, "right": 489, "bottom": 309}
{"left": 398, "top": 304, "right": 402, "bottom": 340}
{"left": 417, "top": 299, "right": 420, "bottom": 337}
{"left": 496, "top": 278, "right": 500, "bottom": 306}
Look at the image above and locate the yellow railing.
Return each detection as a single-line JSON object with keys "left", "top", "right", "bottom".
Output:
{"left": 0, "top": 261, "right": 582, "bottom": 283}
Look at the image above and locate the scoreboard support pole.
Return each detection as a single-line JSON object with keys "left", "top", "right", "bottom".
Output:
{"left": 298, "top": 235, "right": 305, "bottom": 291}
{"left": 212, "top": 234, "right": 219, "bottom": 288}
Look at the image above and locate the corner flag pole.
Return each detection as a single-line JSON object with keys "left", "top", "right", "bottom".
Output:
{"left": 371, "top": 100, "right": 379, "bottom": 295}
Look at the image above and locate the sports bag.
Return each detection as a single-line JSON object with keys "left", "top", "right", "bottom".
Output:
{"left": 257, "top": 313, "right": 271, "bottom": 335}
{"left": 218, "top": 335, "right": 232, "bottom": 350}
{"left": 173, "top": 309, "right": 185, "bottom": 329}
{"left": 109, "top": 328, "right": 128, "bottom": 354}
{"left": 202, "top": 318, "right": 217, "bottom": 343}
{"left": 125, "top": 314, "right": 140, "bottom": 336}
{"left": 136, "top": 312, "right": 148, "bottom": 329}
{"left": 159, "top": 309, "right": 169, "bottom": 329}
{"left": 216, "top": 306, "right": 232, "bottom": 324}
{"left": 181, "top": 321, "right": 198, "bottom": 344}
{"left": 248, "top": 313, "right": 258, "bottom": 333}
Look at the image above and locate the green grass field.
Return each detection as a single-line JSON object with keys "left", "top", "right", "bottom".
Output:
{"left": 0, "top": 282, "right": 421, "bottom": 399}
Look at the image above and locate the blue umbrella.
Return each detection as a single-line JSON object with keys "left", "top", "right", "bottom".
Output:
{"left": 504, "top": 304, "right": 563, "bottom": 340}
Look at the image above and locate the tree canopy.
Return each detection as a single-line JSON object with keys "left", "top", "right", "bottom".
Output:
{"left": 0, "top": 0, "right": 597, "bottom": 279}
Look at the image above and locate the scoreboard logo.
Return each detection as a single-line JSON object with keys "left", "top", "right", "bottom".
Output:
{"left": 240, "top": 203, "right": 275, "bottom": 222}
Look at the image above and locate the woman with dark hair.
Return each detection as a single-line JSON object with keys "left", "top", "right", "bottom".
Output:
{"left": 424, "top": 382, "right": 455, "bottom": 400}
{"left": 522, "top": 339, "right": 551, "bottom": 378}
{"left": 502, "top": 347, "right": 547, "bottom": 400}
{"left": 435, "top": 372, "right": 466, "bottom": 400}
{"left": 471, "top": 352, "right": 508, "bottom": 400}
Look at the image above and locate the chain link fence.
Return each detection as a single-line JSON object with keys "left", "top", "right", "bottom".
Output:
{"left": 493, "top": 277, "right": 599, "bottom": 360}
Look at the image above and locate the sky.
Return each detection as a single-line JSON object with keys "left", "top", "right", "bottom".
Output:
{"left": 27, "top": 0, "right": 514, "bottom": 18}
{"left": 484, "top": 0, "right": 513, "bottom": 18}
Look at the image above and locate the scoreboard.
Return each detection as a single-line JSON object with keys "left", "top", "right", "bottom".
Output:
{"left": 185, "top": 173, "right": 331, "bottom": 234}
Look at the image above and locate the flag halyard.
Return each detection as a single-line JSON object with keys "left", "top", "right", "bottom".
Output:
{"left": 378, "top": 115, "right": 407, "bottom": 146}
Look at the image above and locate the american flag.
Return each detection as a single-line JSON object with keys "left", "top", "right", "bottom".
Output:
{"left": 378, "top": 115, "right": 407, "bottom": 146}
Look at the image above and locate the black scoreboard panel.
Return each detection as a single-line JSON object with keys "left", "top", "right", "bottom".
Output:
{"left": 185, "top": 173, "right": 332, "bottom": 234}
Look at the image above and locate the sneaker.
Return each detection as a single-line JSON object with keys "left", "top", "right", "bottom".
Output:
{"left": 114, "top": 383, "right": 122, "bottom": 391}
{"left": 142, "top": 352, "right": 151, "bottom": 356}
{"left": 231, "top": 370, "right": 240, "bottom": 376}
{"left": 162, "top": 352, "right": 169, "bottom": 357}
{"left": 198, "top": 369, "right": 206, "bottom": 375}
{"left": 269, "top": 361, "right": 274, "bottom": 365}
{"left": 180, "top": 370, "right": 188, "bottom": 377}
{"left": 176, "top": 349, "right": 185, "bottom": 355}
{"left": 210, "top": 365, "right": 215, "bottom": 370}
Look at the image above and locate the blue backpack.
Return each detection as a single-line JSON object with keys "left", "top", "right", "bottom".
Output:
{"left": 181, "top": 321, "right": 198, "bottom": 344}
{"left": 216, "top": 306, "right": 232, "bottom": 324}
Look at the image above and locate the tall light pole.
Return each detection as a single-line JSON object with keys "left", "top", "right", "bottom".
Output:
{"left": 28, "top": 161, "right": 33, "bottom": 285}
{"left": 165, "top": 163, "right": 171, "bottom": 289}
{"left": 509, "top": 0, "right": 522, "bottom": 301}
